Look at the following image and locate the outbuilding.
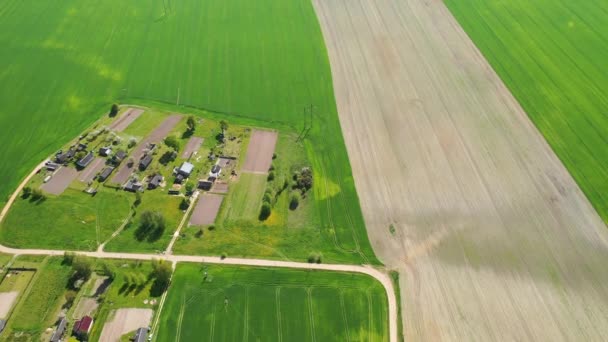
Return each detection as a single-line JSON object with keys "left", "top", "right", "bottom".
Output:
{"left": 112, "top": 150, "right": 127, "bottom": 164}
{"left": 98, "top": 167, "right": 115, "bottom": 182}
{"left": 50, "top": 317, "right": 67, "bottom": 342}
{"left": 139, "top": 154, "right": 153, "bottom": 171}
{"left": 148, "top": 174, "right": 164, "bottom": 189}
{"left": 209, "top": 164, "right": 221, "bottom": 178}
{"left": 178, "top": 162, "right": 194, "bottom": 177}
{"left": 198, "top": 179, "right": 213, "bottom": 191}
{"left": 134, "top": 327, "right": 149, "bottom": 342}
{"left": 73, "top": 315, "right": 94, "bottom": 337}
{"left": 99, "top": 146, "right": 112, "bottom": 157}
{"left": 76, "top": 152, "right": 95, "bottom": 169}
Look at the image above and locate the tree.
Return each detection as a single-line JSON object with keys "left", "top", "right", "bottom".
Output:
{"left": 164, "top": 135, "right": 180, "bottom": 151}
{"left": 21, "top": 186, "right": 32, "bottom": 199}
{"left": 185, "top": 182, "right": 194, "bottom": 194}
{"left": 135, "top": 211, "right": 166, "bottom": 242}
{"left": 294, "top": 167, "right": 313, "bottom": 192}
{"left": 134, "top": 191, "right": 142, "bottom": 207}
{"left": 30, "top": 188, "right": 46, "bottom": 202}
{"left": 63, "top": 251, "right": 76, "bottom": 265}
{"left": 289, "top": 192, "right": 300, "bottom": 210}
{"left": 259, "top": 202, "right": 271, "bottom": 220}
{"left": 219, "top": 120, "right": 228, "bottom": 132}
{"left": 110, "top": 103, "right": 119, "bottom": 117}
{"left": 64, "top": 290, "right": 77, "bottom": 308}
{"left": 151, "top": 259, "right": 172, "bottom": 295}
{"left": 128, "top": 137, "right": 137, "bottom": 148}
{"left": 186, "top": 116, "right": 196, "bottom": 132}
{"left": 72, "top": 256, "right": 93, "bottom": 281}
{"left": 100, "top": 261, "right": 117, "bottom": 280}
{"left": 267, "top": 171, "right": 275, "bottom": 181}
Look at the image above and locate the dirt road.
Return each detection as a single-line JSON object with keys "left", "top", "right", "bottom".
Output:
{"left": 313, "top": 0, "right": 608, "bottom": 340}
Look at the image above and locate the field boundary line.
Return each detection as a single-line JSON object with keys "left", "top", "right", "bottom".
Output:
{"left": 275, "top": 287, "right": 283, "bottom": 342}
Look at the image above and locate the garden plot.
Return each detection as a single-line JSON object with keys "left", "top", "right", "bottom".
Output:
{"left": 189, "top": 193, "right": 224, "bottom": 226}
{"left": 111, "top": 114, "right": 181, "bottom": 184}
{"left": 181, "top": 137, "right": 203, "bottom": 158}
{"left": 0, "top": 291, "right": 18, "bottom": 318}
{"left": 109, "top": 108, "right": 144, "bottom": 132}
{"left": 99, "top": 308, "right": 153, "bottom": 342}
{"left": 78, "top": 157, "right": 105, "bottom": 183}
{"left": 40, "top": 166, "right": 78, "bottom": 195}
{"left": 313, "top": 0, "right": 608, "bottom": 340}
{"left": 241, "top": 130, "right": 277, "bottom": 173}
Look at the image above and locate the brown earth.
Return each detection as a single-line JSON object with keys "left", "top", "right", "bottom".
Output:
{"left": 313, "top": 0, "right": 608, "bottom": 340}
{"left": 181, "top": 137, "right": 203, "bottom": 159}
{"left": 40, "top": 166, "right": 78, "bottom": 195}
{"left": 109, "top": 108, "right": 144, "bottom": 132}
{"left": 241, "top": 130, "right": 277, "bottom": 173}
{"left": 78, "top": 157, "right": 105, "bottom": 183}
{"left": 0, "top": 291, "right": 18, "bottom": 318}
{"left": 111, "top": 115, "right": 181, "bottom": 185}
{"left": 189, "top": 193, "right": 224, "bottom": 226}
{"left": 99, "top": 308, "right": 153, "bottom": 342}
{"left": 210, "top": 182, "right": 229, "bottom": 194}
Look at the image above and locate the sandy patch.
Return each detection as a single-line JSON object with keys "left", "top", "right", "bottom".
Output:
{"left": 78, "top": 157, "right": 106, "bottom": 183}
{"left": 73, "top": 297, "right": 98, "bottom": 318}
{"left": 40, "top": 166, "right": 78, "bottom": 195}
{"left": 181, "top": 137, "right": 204, "bottom": 158}
{"left": 99, "top": 308, "right": 153, "bottom": 342}
{"left": 313, "top": 0, "right": 608, "bottom": 340}
{"left": 0, "top": 291, "right": 19, "bottom": 318}
{"left": 189, "top": 193, "right": 224, "bottom": 226}
{"left": 241, "top": 130, "right": 277, "bottom": 173}
{"left": 109, "top": 108, "right": 144, "bottom": 132}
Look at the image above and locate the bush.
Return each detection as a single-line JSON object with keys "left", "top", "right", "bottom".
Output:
{"left": 179, "top": 198, "right": 190, "bottom": 210}
{"left": 21, "top": 186, "right": 32, "bottom": 199}
{"left": 185, "top": 182, "right": 194, "bottom": 193}
{"left": 128, "top": 138, "right": 137, "bottom": 148}
{"left": 164, "top": 135, "right": 180, "bottom": 151}
{"left": 186, "top": 116, "right": 196, "bottom": 132}
{"left": 272, "top": 153, "right": 277, "bottom": 159}
{"left": 135, "top": 211, "right": 166, "bottom": 242}
{"left": 267, "top": 171, "right": 275, "bottom": 181}
{"left": 195, "top": 228, "right": 204, "bottom": 238}
{"left": 110, "top": 103, "right": 119, "bottom": 117}
{"left": 259, "top": 202, "right": 271, "bottom": 220}
{"left": 30, "top": 188, "right": 46, "bottom": 202}
{"left": 289, "top": 192, "right": 300, "bottom": 210}
{"left": 307, "top": 252, "right": 322, "bottom": 264}
{"left": 208, "top": 225, "right": 215, "bottom": 231}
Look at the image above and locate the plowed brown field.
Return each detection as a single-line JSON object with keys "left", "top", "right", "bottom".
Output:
{"left": 313, "top": 0, "right": 608, "bottom": 340}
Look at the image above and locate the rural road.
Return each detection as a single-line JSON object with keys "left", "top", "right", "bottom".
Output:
{"left": 0, "top": 159, "right": 397, "bottom": 342}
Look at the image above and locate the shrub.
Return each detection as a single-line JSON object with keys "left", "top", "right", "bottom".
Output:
{"left": 272, "top": 153, "right": 277, "bottom": 159}
{"left": 307, "top": 252, "right": 322, "bottom": 264}
{"left": 135, "top": 211, "right": 166, "bottom": 242}
{"left": 109, "top": 103, "right": 119, "bottom": 117}
{"left": 164, "top": 135, "right": 180, "bottom": 151}
{"left": 179, "top": 198, "right": 190, "bottom": 210}
{"left": 186, "top": 115, "right": 196, "bottom": 132}
{"left": 208, "top": 225, "right": 215, "bottom": 231}
{"left": 128, "top": 138, "right": 137, "bottom": 148}
{"left": 185, "top": 182, "right": 194, "bottom": 194}
{"left": 21, "top": 186, "right": 32, "bottom": 199}
{"left": 267, "top": 171, "right": 275, "bottom": 181}
{"left": 289, "top": 192, "right": 300, "bottom": 210}
{"left": 30, "top": 188, "right": 46, "bottom": 202}
{"left": 259, "top": 202, "right": 271, "bottom": 220}
{"left": 195, "top": 228, "right": 204, "bottom": 238}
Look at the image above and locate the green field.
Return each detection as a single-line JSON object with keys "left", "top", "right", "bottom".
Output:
{"left": 1, "top": 257, "right": 71, "bottom": 341}
{"left": 155, "top": 264, "right": 388, "bottom": 341}
{"left": 444, "top": 0, "right": 608, "bottom": 223}
{"left": 0, "top": 187, "right": 131, "bottom": 250}
{"left": 0, "top": 0, "right": 377, "bottom": 263}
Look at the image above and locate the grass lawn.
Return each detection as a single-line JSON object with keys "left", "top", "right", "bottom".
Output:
{"left": 0, "top": 254, "right": 13, "bottom": 269}
{"left": 444, "top": 0, "right": 608, "bottom": 223}
{"left": 222, "top": 173, "right": 267, "bottom": 221}
{"left": 1, "top": 257, "right": 71, "bottom": 341}
{"left": 0, "top": 0, "right": 378, "bottom": 264}
{"left": 121, "top": 108, "right": 167, "bottom": 139}
{"left": 0, "top": 187, "right": 131, "bottom": 251}
{"left": 155, "top": 263, "right": 388, "bottom": 341}
{"left": 104, "top": 191, "right": 184, "bottom": 253}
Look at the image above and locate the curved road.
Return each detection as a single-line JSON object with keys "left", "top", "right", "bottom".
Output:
{"left": 0, "top": 157, "right": 398, "bottom": 342}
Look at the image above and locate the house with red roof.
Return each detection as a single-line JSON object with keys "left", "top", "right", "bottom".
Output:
{"left": 73, "top": 315, "right": 94, "bottom": 337}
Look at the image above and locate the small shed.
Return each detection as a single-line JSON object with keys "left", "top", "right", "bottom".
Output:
{"left": 73, "top": 315, "right": 94, "bottom": 336}
{"left": 113, "top": 150, "right": 127, "bottom": 164}
{"left": 99, "top": 146, "right": 112, "bottom": 157}
{"left": 76, "top": 152, "right": 95, "bottom": 169}
{"left": 148, "top": 174, "right": 164, "bottom": 189}
{"left": 50, "top": 317, "right": 67, "bottom": 342}
{"left": 55, "top": 149, "right": 75, "bottom": 164}
{"left": 98, "top": 167, "right": 115, "bottom": 182}
{"left": 198, "top": 179, "right": 213, "bottom": 191}
{"left": 124, "top": 179, "right": 143, "bottom": 192}
{"left": 139, "top": 154, "right": 153, "bottom": 171}
{"left": 209, "top": 164, "right": 222, "bottom": 178}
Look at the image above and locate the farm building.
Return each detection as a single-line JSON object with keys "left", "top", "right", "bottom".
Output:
{"left": 99, "top": 146, "right": 112, "bottom": 156}
{"left": 45, "top": 162, "right": 60, "bottom": 171}
{"left": 175, "top": 174, "right": 184, "bottom": 184}
{"left": 50, "top": 317, "right": 67, "bottom": 342}
{"left": 198, "top": 179, "right": 213, "bottom": 191}
{"left": 124, "top": 178, "right": 143, "bottom": 192}
{"left": 98, "top": 167, "right": 114, "bottom": 182}
{"left": 209, "top": 164, "right": 221, "bottom": 178}
{"left": 112, "top": 150, "right": 127, "bottom": 164}
{"left": 148, "top": 174, "right": 164, "bottom": 189}
{"left": 76, "top": 152, "right": 94, "bottom": 169}
{"left": 55, "top": 148, "right": 75, "bottom": 164}
{"left": 178, "top": 162, "right": 194, "bottom": 177}
{"left": 134, "top": 327, "right": 149, "bottom": 342}
{"left": 73, "top": 315, "right": 94, "bottom": 337}
{"left": 76, "top": 143, "right": 87, "bottom": 151}
{"left": 139, "top": 154, "right": 153, "bottom": 171}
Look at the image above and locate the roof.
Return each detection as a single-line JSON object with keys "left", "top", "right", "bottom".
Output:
{"left": 179, "top": 162, "right": 194, "bottom": 175}
{"left": 0, "top": 319, "right": 6, "bottom": 332}
{"left": 74, "top": 316, "right": 94, "bottom": 334}
{"left": 50, "top": 318, "right": 67, "bottom": 342}
{"left": 139, "top": 154, "right": 153, "bottom": 169}
{"left": 134, "top": 327, "right": 149, "bottom": 342}
{"left": 99, "top": 167, "right": 114, "bottom": 180}
{"left": 77, "top": 152, "right": 95, "bottom": 168}
{"left": 211, "top": 164, "right": 221, "bottom": 174}
{"left": 115, "top": 150, "right": 127, "bottom": 159}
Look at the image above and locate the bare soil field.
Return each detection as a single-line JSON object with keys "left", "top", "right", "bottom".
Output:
{"left": 189, "top": 193, "right": 224, "bottom": 226}
{"left": 112, "top": 115, "right": 181, "bottom": 184}
{"left": 211, "top": 182, "right": 229, "bottom": 194}
{"left": 0, "top": 291, "right": 18, "bottom": 318}
{"left": 241, "top": 130, "right": 277, "bottom": 173}
{"left": 99, "top": 308, "right": 153, "bottom": 342}
{"left": 78, "top": 157, "right": 105, "bottom": 183}
{"left": 313, "top": 0, "right": 608, "bottom": 340}
{"left": 181, "top": 137, "right": 203, "bottom": 158}
{"left": 40, "top": 167, "right": 78, "bottom": 195}
{"left": 73, "top": 297, "right": 98, "bottom": 318}
{"left": 109, "top": 108, "right": 144, "bottom": 132}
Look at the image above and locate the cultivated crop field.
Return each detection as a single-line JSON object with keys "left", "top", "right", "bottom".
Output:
{"left": 0, "top": 0, "right": 376, "bottom": 264}
{"left": 155, "top": 263, "right": 388, "bottom": 342}
{"left": 313, "top": 0, "right": 608, "bottom": 340}
{"left": 445, "top": 0, "right": 608, "bottom": 224}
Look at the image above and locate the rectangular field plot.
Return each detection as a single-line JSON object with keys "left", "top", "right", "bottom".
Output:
{"left": 242, "top": 130, "right": 278, "bottom": 173}
{"left": 109, "top": 108, "right": 144, "bottom": 132}
{"left": 189, "top": 193, "right": 224, "bottom": 226}
{"left": 40, "top": 166, "right": 78, "bottom": 195}
{"left": 155, "top": 264, "right": 388, "bottom": 342}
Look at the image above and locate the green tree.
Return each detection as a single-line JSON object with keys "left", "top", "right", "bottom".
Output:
{"left": 259, "top": 202, "right": 271, "bottom": 220}
{"left": 289, "top": 192, "right": 300, "bottom": 210}
{"left": 135, "top": 211, "right": 166, "bottom": 242}
{"left": 72, "top": 256, "right": 93, "bottom": 281}
{"left": 151, "top": 259, "right": 173, "bottom": 295}
{"left": 219, "top": 120, "right": 228, "bottom": 132}
{"left": 110, "top": 103, "right": 119, "bottom": 117}
{"left": 21, "top": 186, "right": 32, "bottom": 199}
{"left": 164, "top": 135, "right": 180, "bottom": 151}
{"left": 186, "top": 116, "right": 196, "bottom": 132}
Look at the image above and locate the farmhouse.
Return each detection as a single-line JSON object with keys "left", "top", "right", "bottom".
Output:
{"left": 55, "top": 149, "right": 75, "bottom": 164}
{"left": 98, "top": 167, "right": 114, "bottom": 182}
{"left": 148, "top": 174, "right": 164, "bottom": 189}
{"left": 99, "top": 146, "right": 112, "bottom": 156}
{"left": 112, "top": 150, "right": 127, "bottom": 164}
{"left": 76, "top": 152, "right": 95, "bottom": 169}
{"left": 139, "top": 154, "right": 153, "bottom": 171}
{"left": 178, "top": 162, "right": 194, "bottom": 177}
{"left": 73, "top": 315, "right": 94, "bottom": 337}
{"left": 50, "top": 317, "right": 67, "bottom": 342}
{"left": 134, "top": 327, "right": 149, "bottom": 342}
